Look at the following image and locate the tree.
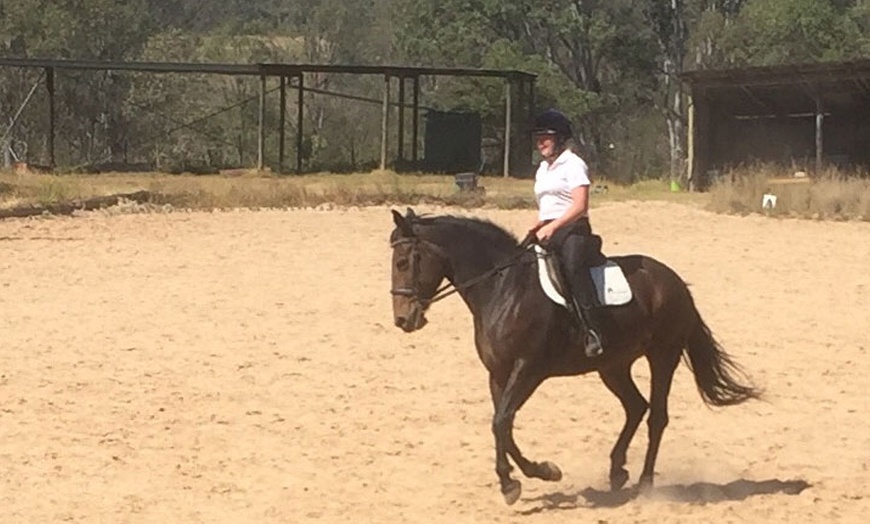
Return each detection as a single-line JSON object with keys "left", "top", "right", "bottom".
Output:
{"left": 720, "top": 0, "right": 866, "bottom": 65}
{"left": 396, "top": 0, "right": 660, "bottom": 175}
{"left": 645, "top": 0, "right": 689, "bottom": 182}
{"left": 0, "top": 0, "right": 154, "bottom": 165}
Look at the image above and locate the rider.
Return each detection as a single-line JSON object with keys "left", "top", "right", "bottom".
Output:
{"left": 528, "top": 109, "right": 605, "bottom": 358}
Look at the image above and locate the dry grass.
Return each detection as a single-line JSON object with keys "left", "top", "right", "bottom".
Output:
{"left": 13, "top": 165, "right": 867, "bottom": 222}
{"left": 0, "top": 169, "right": 706, "bottom": 214}
{"left": 708, "top": 165, "right": 870, "bottom": 221}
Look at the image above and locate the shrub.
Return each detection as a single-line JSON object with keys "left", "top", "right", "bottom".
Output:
{"left": 708, "top": 165, "right": 870, "bottom": 221}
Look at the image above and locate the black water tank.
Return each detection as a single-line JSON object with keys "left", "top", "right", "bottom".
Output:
{"left": 423, "top": 110, "right": 481, "bottom": 173}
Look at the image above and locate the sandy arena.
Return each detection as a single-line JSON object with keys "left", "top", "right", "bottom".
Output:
{"left": 0, "top": 201, "right": 867, "bottom": 522}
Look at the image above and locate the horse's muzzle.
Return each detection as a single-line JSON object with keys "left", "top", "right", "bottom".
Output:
{"left": 394, "top": 308, "right": 428, "bottom": 332}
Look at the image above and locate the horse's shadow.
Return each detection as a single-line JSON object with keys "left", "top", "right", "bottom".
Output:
{"left": 520, "top": 478, "right": 810, "bottom": 514}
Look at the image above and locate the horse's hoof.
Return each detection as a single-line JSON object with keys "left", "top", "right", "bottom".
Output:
{"left": 538, "top": 461, "right": 562, "bottom": 482}
{"left": 502, "top": 479, "right": 522, "bottom": 505}
{"left": 610, "top": 468, "right": 629, "bottom": 491}
{"left": 637, "top": 476, "right": 654, "bottom": 495}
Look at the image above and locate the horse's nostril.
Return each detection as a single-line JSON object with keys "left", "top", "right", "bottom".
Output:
{"left": 395, "top": 317, "right": 406, "bottom": 328}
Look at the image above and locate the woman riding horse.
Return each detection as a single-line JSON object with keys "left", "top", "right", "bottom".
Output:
{"left": 528, "top": 109, "right": 605, "bottom": 358}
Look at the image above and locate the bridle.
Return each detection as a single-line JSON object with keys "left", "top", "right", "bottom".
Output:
{"left": 390, "top": 235, "right": 534, "bottom": 307}
{"left": 389, "top": 237, "right": 429, "bottom": 302}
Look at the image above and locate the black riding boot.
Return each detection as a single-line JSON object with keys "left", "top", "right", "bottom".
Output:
{"left": 554, "top": 261, "right": 605, "bottom": 358}
{"left": 570, "top": 274, "right": 605, "bottom": 358}
{"left": 578, "top": 303, "right": 604, "bottom": 358}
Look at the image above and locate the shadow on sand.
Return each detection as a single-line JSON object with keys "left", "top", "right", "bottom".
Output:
{"left": 519, "top": 478, "right": 811, "bottom": 515}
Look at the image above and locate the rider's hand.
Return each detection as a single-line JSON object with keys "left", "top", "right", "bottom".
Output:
{"left": 536, "top": 222, "right": 558, "bottom": 244}
{"left": 520, "top": 230, "right": 538, "bottom": 248}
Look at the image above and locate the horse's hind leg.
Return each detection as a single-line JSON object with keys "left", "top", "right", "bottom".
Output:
{"left": 490, "top": 361, "right": 556, "bottom": 505}
{"left": 598, "top": 364, "right": 649, "bottom": 491}
{"left": 639, "top": 347, "right": 681, "bottom": 491}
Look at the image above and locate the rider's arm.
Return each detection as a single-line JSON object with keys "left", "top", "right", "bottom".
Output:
{"left": 548, "top": 185, "right": 589, "bottom": 231}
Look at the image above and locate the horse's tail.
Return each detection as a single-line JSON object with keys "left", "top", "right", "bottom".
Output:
{"left": 684, "top": 312, "right": 761, "bottom": 407}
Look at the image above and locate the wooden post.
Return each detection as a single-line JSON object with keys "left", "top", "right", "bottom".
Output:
{"left": 397, "top": 76, "right": 405, "bottom": 162}
{"left": 279, "top": 76, "right": 286, "bottom": 173}
{"left": 47, "top": 67, "right": 56, "bottom": 170}
{"left": 503, "top": 78, "right": 512, "bottom": 178}
{"left": 529, "top": 78, "right": 536, "bottom": 125}
{"left": 412, "top": 76, "right": 420, "bottom": 164}
{"left": 516, "top": 78, "right": 533, "bottom": 177}
{"left": 687, "top": 88, "right": 695, "bottom": 191}
{"left": 689, "top": 86, "right": 711, "bottom": 190}
{"left": 528, "top": 78, "right": 536, "bottom": 176}
{"left": 815, "top": 96, "right": 824, "bottom": 174}
{"left": 380, "top": 74, "right": 390, "bottom": 170}
{"left": 517, "top": 79, "right": 525, "bottom": 175}
{"left": 258, "top": 75, "right": 266, "bottom": 171}
{"left": 296, "top": 74, "right": 304, "bottom": 174}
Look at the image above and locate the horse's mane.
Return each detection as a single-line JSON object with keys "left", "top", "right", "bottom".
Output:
{"left": 411, "top": 214, "right": 519, "bottom": 253}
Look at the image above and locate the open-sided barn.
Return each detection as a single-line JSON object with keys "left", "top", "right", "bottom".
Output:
{"left": 683, "top": 59, "right": 870, "bottom": 188}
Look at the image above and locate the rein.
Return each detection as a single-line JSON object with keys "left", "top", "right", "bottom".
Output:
{"left": 391, "top": 236, "right": 535, "bottom": 306}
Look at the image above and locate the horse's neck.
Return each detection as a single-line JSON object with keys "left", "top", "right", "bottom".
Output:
{"left": 439, "top": 240, "right": 527, "bottom": 313}
{"left": 451, "top": 248, "right": 503, "bottom": 282}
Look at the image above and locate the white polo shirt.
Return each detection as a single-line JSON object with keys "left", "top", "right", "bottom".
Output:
{"left": 534, "top": 149, "right": 591, "bottom": 221}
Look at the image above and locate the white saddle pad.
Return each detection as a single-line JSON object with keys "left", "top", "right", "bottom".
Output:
{"left": 534, "top": 245, "right": 632, "bottom": 307}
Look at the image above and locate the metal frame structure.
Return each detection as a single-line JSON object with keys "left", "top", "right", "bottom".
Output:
{"left": 0, "top": 57, "right": 536, "bottom": 176}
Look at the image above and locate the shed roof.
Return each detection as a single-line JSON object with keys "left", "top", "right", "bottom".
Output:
{"left": 0, "top": 57, "right": 536, "bottom": 80}
{"left": 682, "top": 58, "right": 870, "bottom": 88}
{"left": 682, "top": 58, "right": 870, "bottom": 116}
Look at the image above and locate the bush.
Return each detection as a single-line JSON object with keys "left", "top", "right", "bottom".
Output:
{"left": 708, "top": 165, "right": 870, "bottom": 221}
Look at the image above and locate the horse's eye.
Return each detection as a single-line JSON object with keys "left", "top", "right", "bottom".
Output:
{"left": 396, "top": 259, "right": 409, "bottom": 271}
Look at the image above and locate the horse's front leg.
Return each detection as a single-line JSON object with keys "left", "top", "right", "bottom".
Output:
{"left": 490, "top": 360, "right": 560, "bottom": 505}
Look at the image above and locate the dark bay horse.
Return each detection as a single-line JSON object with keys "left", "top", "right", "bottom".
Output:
{"left": 389, "top": 208, "right": 760, "bottom": 505}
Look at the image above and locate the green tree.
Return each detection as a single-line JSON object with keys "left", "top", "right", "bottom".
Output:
{"left": 396, "top": 0, "right": 660, "bottom": 176}
{"left": 721, "top": 0, "right": 865, "bottom": 65}
{"left": 1, "top": 0, "right": 154, "bottom": 166}
{"left": 645, "top": 0, "right": 690, "bottom": 181}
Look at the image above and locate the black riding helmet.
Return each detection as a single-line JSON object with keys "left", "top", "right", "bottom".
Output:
{"left": 532, "top": 109, "right": 573, "bottom": 139}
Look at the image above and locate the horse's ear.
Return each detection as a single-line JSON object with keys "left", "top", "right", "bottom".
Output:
{"left": 406, "top": 207, "right": 416, "bottom": 219}
{"left": 392, "top": 209, "right": 404, "bottom": 227}
{"left": 392, "top": 209, "right": 413, "bottom": 236}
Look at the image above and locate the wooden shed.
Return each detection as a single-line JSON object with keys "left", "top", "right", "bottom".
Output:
{"left": 683, "top": 59, "right": 870, "bottom": 189}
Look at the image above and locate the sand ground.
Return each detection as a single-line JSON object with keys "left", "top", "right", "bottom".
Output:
{"left": 0, "top": 201, "right": 867, "bottom": 523}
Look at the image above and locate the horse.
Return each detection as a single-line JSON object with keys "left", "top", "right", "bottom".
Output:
{"left": 389, "top": 208, "right": 760, "bottom": 505}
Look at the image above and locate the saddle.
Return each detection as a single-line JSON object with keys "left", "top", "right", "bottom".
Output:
{"left": 534, "top": 239, "right": 632, "bottom": 307}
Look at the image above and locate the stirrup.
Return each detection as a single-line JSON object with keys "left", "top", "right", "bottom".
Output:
{"left": 584, "top": 329, "right": 604, "bottom": 358}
